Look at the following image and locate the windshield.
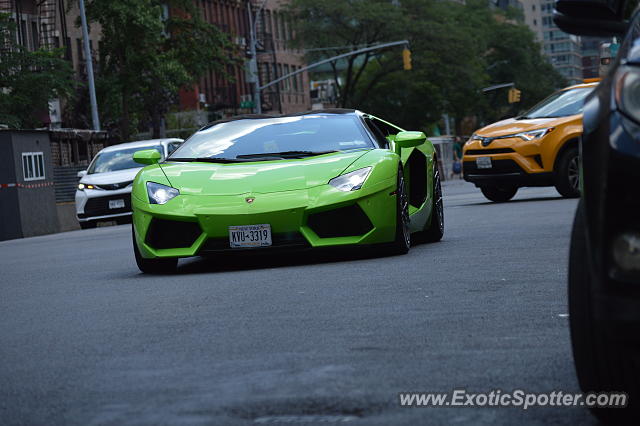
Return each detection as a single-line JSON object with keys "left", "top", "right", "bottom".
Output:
{"left": 169, "top": 115, "right": 374, "bottom": 161}
{"left": 88, "top": 145, "right": 164, "bottom": 174}
{"left": 519, "top": 87, "right": 593, "bottom": 119}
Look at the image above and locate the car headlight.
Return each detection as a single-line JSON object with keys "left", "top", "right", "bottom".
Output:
{"left": 146, "top": 181, "right": 179, "bottom": 204}
{"left": 514, "top": 127, "right": 554, "bottom": 141}
{"left": 78, "top": 183, "right": 95, "bottom": 190}
{"left": 615, "top": 66, "right": 640, "bottom": 122}
{"left": 329, "top": 167, "right": 372, "bottom": 191}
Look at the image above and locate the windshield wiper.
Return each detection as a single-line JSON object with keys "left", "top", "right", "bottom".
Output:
{"left": 168, "top": 157, "right": 248, "bottom": 163}
{"left": 236, "top": 150, "right": 337, "bottom": 159}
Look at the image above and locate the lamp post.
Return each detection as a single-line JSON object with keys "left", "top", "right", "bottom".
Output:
{"left": 78, "top": 0, "right": 100, "bottom": 131}
{"left": 247, "top": 0, "right": 268, "bottom": 114}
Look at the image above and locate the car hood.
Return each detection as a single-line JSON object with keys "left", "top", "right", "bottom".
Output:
{"left": 475, "top": 115, "right": 581, "bottom": 137}
{"left": 158, "top": 150, "right": 369, "bottom": 195}
{"left": 81, "top": 168, "right": 142, "bottom": 185}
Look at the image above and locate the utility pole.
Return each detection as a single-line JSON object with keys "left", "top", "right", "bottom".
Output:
{"left": 247, "top": 0, "right": 267, "bottom": 114}
{"left": 78, "top": 0, "right": 100, "bottom": 131}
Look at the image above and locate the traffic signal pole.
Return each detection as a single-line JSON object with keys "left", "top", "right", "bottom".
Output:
{"left": 253, "top": 40, "right": 410, "bottom": 111}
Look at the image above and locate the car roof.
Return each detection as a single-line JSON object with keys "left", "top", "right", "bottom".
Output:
{"left": 99, "top": 138, "right": 183, "bottom": 153}
{"left": 199, "top": 109, "right": 360, "bottom": 131}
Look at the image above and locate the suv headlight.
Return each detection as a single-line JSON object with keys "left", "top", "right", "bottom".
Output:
{"left": 146, "top": 182, "right": 179, "bottom": 204}
{"left": 615, "top": 66, "right": 640, "bottom": 122}
{"left": 77, "top": 183, "right": 95, "bottom": 190}
{"left": 329, "top": 167, "right": 372, "bottom": 191}
{"left": 514, "top": 127, "right": 554, "bottom": 141}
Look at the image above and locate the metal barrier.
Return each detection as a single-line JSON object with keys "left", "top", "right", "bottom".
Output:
{"left": 428, "top": 136, "right": 456, "bottom": 180}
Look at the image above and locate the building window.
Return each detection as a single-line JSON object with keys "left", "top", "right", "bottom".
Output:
{"left": 22, "top": 152, "right": 45, "bottom": 181}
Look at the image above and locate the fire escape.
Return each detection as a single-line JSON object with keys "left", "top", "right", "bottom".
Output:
{"left": 253, "top": 6, "right": 281, "bottom": 113}
{"left": 36, "top": 0, "right": 57, "bottom": 50}
{"left": 0, "top": 0, "right": 66, "bottom": 51}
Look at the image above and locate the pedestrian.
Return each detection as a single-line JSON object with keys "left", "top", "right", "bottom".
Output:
{"left": 451, "top": 136, "right": 463, "bottom": 179}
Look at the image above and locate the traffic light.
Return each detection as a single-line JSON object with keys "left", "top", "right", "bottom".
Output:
{"left": 508, "top": 88, "right": 521, "bottom": 103}
{"left": 402, "top": 48, "right": 412, "bottom": 71}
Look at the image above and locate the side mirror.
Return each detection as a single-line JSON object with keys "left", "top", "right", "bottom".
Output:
{"left": 133, "top": 149, "right": 162, "bottom": 165}
{"left": 395, "top": 131, "right": 427, "bottom": 149}
{"left": 77, "top": 170, "right": 87, "bottom": 178}
{"left": 554, "top": 0, "right": 628, "bottom": 37}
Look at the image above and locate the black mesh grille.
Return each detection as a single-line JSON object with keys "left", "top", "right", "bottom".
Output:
{"left": 94, "top": 181, "right": 133, "bottom": 190}
{"left": 201, "top": 232, "right": 309, "bottom": 252}
{"left": 463, "top": 159, "right": 523, "bottom": 175}
{"left": 145, "top": 219, "right": 202, "bottom": 249}
{"left": 464, "top": 148, "right": 515, "bottom": 155}
{"left": 81, "top": 194, "right": 132, "bottom": 217}
{"left": 307, "top": 204, "right": 373, "bottom": 238}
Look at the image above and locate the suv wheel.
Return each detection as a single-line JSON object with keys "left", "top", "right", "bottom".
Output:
{"left": 555, "top": 146, "right": 580, "bottom": 198}
{"left": 79, "top": 221, "right": 97, "bottom": 230}
{"left": 480, "top": 185, "right": 517, "bottom": 202}
{"left": 569, "top": 201, "right": 639, "bottom": 422}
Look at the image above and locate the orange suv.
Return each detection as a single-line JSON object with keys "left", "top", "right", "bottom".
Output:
{"left": 463, "top": 82, "right": 597, "bottom": 202}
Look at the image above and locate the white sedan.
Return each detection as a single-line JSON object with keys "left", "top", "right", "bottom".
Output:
{"left": 75, "top": 138, "right": 183, "bottom": 229}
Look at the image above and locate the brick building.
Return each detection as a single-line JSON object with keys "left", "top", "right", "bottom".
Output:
{"left": 0, "top": 0, "right": 102, "bottom": 127}
{"left": 181, "top": 0, "right": 310, "bottom": 118}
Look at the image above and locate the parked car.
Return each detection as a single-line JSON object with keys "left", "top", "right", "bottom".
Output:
{"left": 556, "top": 0, "right": 640, "bottom": 422}
{"left": 129, "top": 110, "right": 444, "bottom": 273}
{"left": 463, "top": 82, "right": 598, "bottom": 202}
{"left": 75, "top": 139, "right": 183, "bottom": 229}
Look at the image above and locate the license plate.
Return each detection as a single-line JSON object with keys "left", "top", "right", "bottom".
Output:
{"left": 108, "top": 199, "right": 125, "bottom": 209}
{"left": 229, "top": 224, "right": 272, "bottom": 248}
{"left": 476, "top": 157, "right": 492, "bottom": 169}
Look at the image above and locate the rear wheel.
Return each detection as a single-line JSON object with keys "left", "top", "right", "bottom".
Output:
{"left": 555, "top": 146, "right": 580, "bottom": 198}
{"left": 132, "top": 225, "right": 178, "bottom": 274}
{"left": 389, "top": 167, "right": 410, "bottom": 255}
{"left": 569, "top": 201, "right": 639, "bottom": 423}
{"left": 415, "top": 163, "right": 444, "bottom": 243}
{"left": 480, "top": 185, "right": 517, "bottom": 202}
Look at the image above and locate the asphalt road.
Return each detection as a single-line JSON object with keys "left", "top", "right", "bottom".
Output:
{"left": 0, "top": 181, "right": 598, "bottom": 425}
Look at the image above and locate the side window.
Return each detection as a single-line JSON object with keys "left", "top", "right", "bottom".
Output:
{"left": 363, "top": 118, "right": 389, "bottom": 148}
{"left": 372, "top": 118, "right": 402, "bottom": 140}
{"left": 167, "top": 142, "right": 182, "bottom": 155}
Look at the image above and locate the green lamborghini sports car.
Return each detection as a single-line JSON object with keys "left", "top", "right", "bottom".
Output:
{"left": 130, "top": 109, "right": 444, "bottom": 273}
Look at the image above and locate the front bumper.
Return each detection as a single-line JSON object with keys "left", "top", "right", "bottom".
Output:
{"left": 132, "top": 177, "right": 397, "bottom": 259}
{"left": 76, "top": 187, "right": 133, "bottom": 222}
{"left": 462, "top": 137, "right": 553, "bottom": 187}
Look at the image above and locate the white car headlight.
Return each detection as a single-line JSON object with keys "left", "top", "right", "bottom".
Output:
{"left": 514, "top": 127, "right": 554, "bottom": 141}
{"left": 147, "top": 182, "right": 179, "bottom": 204}
{"left": 328, "top": 167, "right": 372, "bottom": 192}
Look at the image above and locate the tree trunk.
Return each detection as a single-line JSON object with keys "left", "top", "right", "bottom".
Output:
{"left": 120, "top": 87, "right": 130, "bottom": 140}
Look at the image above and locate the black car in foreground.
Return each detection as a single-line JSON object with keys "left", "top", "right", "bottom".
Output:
{"left": 555, "top": 0, "right": 640, "bottom": 423}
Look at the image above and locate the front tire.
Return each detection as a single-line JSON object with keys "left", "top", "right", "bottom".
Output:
{"left": 389, "top": 167, "right": 410, "bottom": 255}
{"left": 480, "top": 185, "right": 517, "bottom": 202}
{"left": 132, "top": 225, "right": 178, "bottom": 274}
{"left": 555, "top": 146, "right": 580, "bottom": 198}
{"left": 569, "top": 201, "right": 639, "bottom": 423}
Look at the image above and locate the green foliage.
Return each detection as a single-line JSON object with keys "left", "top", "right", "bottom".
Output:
{"left": 288, "top": 0, "right": 566, "bottom": 132}
{"left": 0, "top": 13, "right": 74, "bottom": 129}
{"left": 83, "top": 0, "right": 237, "bottom": 139}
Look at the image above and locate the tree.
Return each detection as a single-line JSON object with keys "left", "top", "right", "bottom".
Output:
{"left": 286, "top": 0, "right": 406, "bottom": 108}
{"left": 0, "top": 13, "right": 74, "bottom": 129}
{"left": 85, "top": 0, "right": 237, "bottom": 139}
